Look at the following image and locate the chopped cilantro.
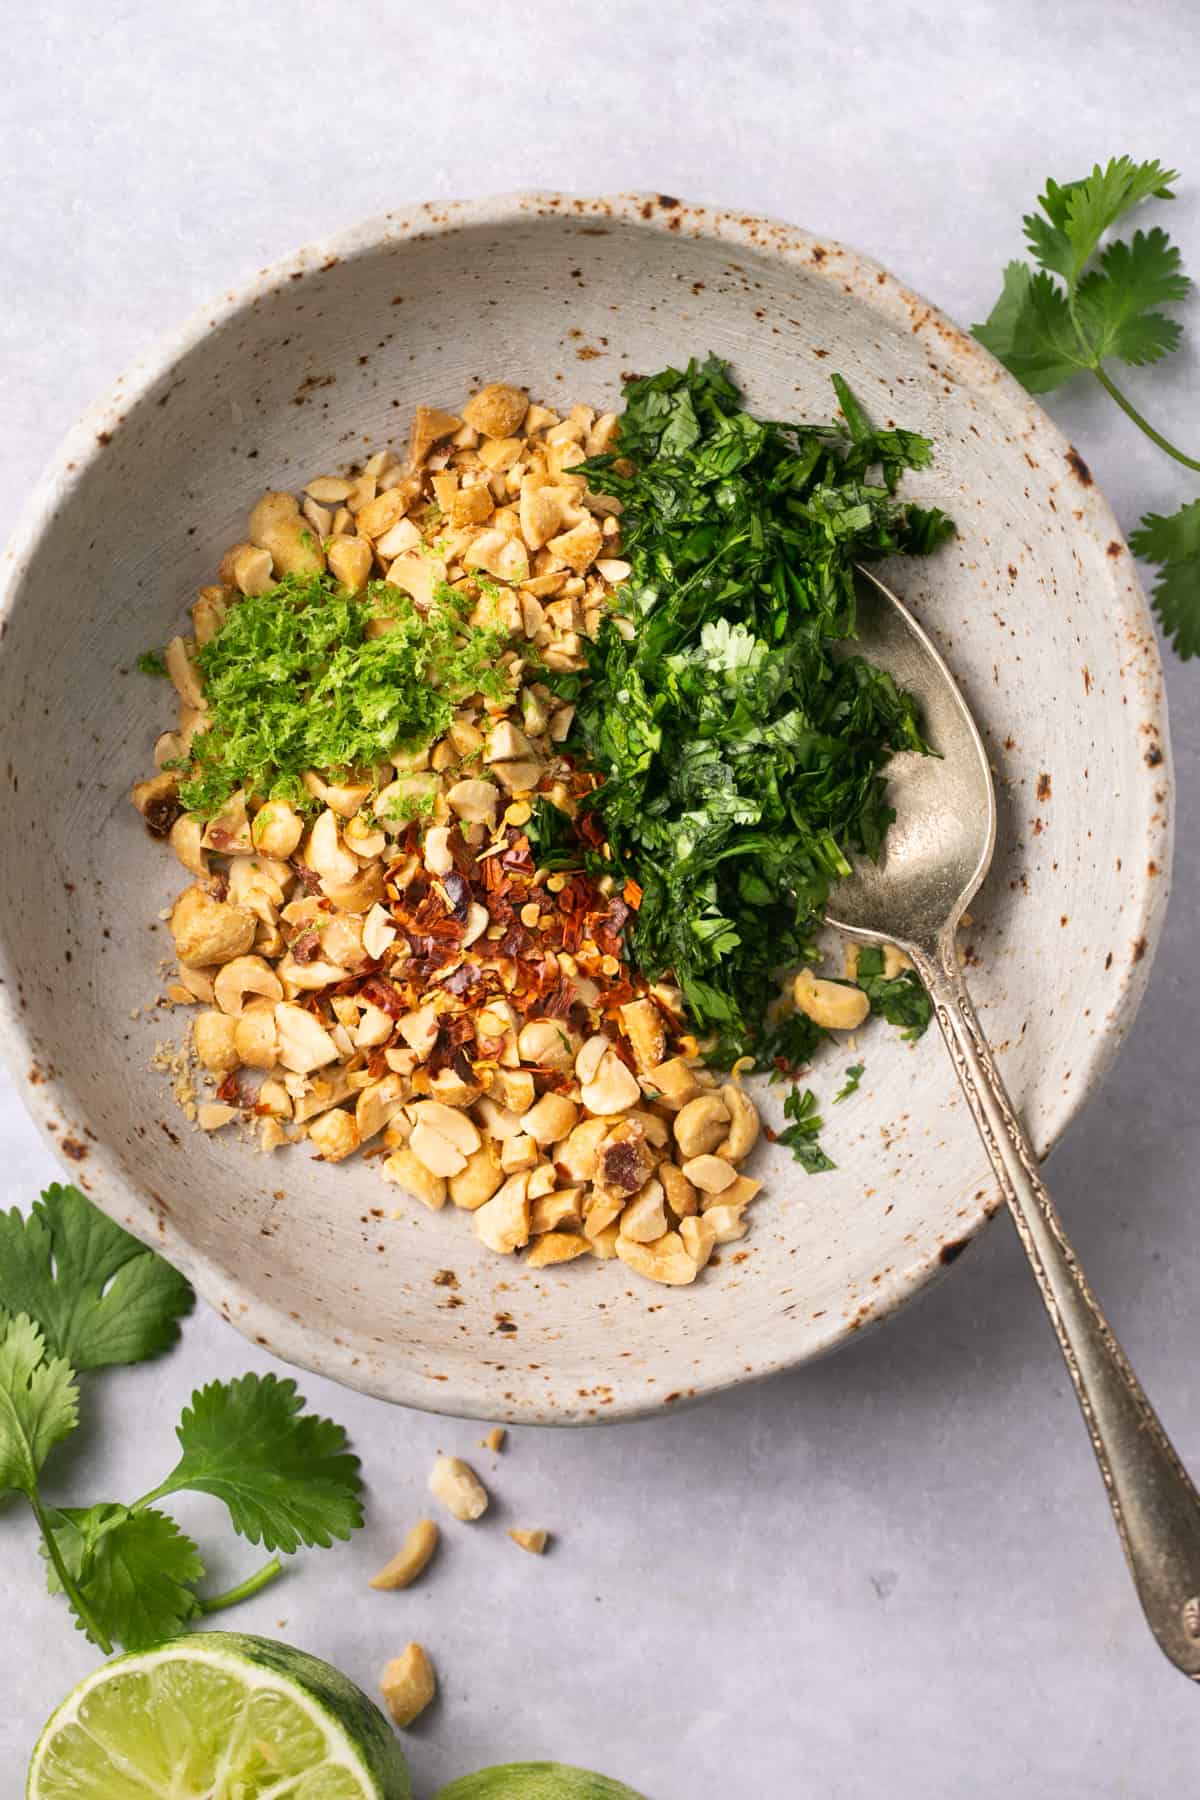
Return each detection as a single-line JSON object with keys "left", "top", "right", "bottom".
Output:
{"left": 177, "top": 574, "right": 509, "bottom": 817}
{"left": 572, "top": 356, "right": 951, "bottom": 1065}
{"left": 853, "top": 946, "right": 932, "bottom": 1038}
{"left": 834, "top": 1063, "right": 865, "bottom": 1103}
{"left": 526, "top": 795, "right": 581, "bottom": 870}
{"left": 754, "top": 1008, "right": 826, "bottom": 1078}
{"left": 135, "top": 650, "right": 168, "bottom": 677}
{"left": 776, "top": 1086, "right": 835, "bottom": 1173}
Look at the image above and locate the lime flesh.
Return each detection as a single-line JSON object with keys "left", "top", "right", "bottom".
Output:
{"left": 28, "top": 1632, "right": 411, "bottom": 1800}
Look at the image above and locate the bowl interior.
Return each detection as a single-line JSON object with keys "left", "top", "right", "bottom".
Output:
{"left": 0, "top": 196, "right": 1169, "bottom": 1421}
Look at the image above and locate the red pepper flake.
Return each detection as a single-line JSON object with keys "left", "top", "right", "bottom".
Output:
{"left": 359, "top": 974, "right": 406, "bottom": 1018}
{"left": 496, "top": 923, "right": 528, "bottom": 959}
{"left": 539, "top": 983, "right": 576, "bottom": 1019}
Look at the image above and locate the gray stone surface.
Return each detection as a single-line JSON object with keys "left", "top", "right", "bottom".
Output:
{"left": 2, "top": 2, "right": 1198, "bottom": 1793}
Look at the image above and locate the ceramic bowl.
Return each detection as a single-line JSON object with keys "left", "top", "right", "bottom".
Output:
{"left": 0, "top": 194, "right": 1171, "bottom": 1422}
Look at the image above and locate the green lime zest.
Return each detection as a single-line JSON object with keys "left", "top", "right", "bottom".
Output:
{"left": 178, "top": 573, "right": 510, "bottom": 817}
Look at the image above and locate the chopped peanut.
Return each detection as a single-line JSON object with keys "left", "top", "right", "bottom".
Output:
{"left": 429, "top": 1455, "right": 489, "bottom": 1522}
{"left": 370, "top": 1519, "right": 439, "bottom": 1591}
{"left": 381, "top": 1644, "right": 436, "bottom": 1728}
{"left": 137, "top": 382, "right": 773, "bottom": 1289}
{"left": 509, "top": 1527, "right": 549, "bottom": 1554}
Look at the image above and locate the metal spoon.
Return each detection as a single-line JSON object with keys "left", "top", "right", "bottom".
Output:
{"left": 827, "top": 565, "right": 1200, "bottom": 1681}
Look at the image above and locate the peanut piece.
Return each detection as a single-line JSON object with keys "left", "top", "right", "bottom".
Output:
{"left": 681, "top": 1154, "right": 737, "bottom": 1195}
{"left": 509, "top": 1528, "right": 549, "bottom": 1554}
{"left": 579, "top": 1048, "right": 641, "bottom": 1116}
{"left": 673, "top": 1093, "right": 732, "bottom": 1159}
{"left": 526, "top": 1231, "right": 590, "bottom": 1268}
{"left": 369, "top": 1519, "right": 439, "bottom": 1591}
{"left": 169, "top": 886, "right": 257, "bottom": 967}
{"left": 381, "top": 1644, "right": 436, "bottom": 1728}
{"left": 428, "top": 1455, "right": 489, "bottom": 1522}
{"left": 793, "top": 966, "right": 871, "bottom": 1031}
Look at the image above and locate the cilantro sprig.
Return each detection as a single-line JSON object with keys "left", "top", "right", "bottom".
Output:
{"left": 572, "top": 356, "right": 951, "bottom": 1065}
{"left": 0, "top": 1185, "right": 363, "bottom": 1654}
{"left": 974, "top": 156, "right": 1200, "bottom": 658}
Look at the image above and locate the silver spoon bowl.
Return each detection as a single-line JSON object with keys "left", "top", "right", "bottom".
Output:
{"left": 830, "top": 566, "right": 1200, "bottom": 1683}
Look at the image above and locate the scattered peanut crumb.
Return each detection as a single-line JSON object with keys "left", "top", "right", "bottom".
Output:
{"left": 429, "top": 1454, "right": 489, "bottom": 1522}
{"left": 369, "top": 1518, "right": 439, "bottom": 1591}
{"left": 381, "top": 1643, "right": 436, "bottom": 1727}
{"left": 481, "top": 1427, "right": 506, "bottom": 1453}
{"left": 509, "top": 1527, "right": 549, "bottom": 1555}
{"left": 150, "top": 1039, "right": 197, "bottom": 1121}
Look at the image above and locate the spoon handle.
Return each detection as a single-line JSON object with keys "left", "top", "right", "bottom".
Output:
{"left": 912, "top": 939, "right": 1200, "bottom": 1681}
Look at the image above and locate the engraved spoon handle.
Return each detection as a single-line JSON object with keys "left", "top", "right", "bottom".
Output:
{"left": 910, "top": 936, "right": 1200, "bottom": 1680}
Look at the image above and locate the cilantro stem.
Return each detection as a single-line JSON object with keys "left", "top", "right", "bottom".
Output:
{"left": 29, "top": 1486, "right": 113, "bottom": 1655}
{"left": 197, "top": 1555, "right": 283, "bottom": 1614}
{"left": 1089, "top": 366, "right": 1200, "bottom": 472}
{"left": 128, "top": 1480, "right": 173, "bottom": 1512}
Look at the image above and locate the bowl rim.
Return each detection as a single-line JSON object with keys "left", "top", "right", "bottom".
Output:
{"left": 0, "top": 190, "right": 1174, "bottom": 1423}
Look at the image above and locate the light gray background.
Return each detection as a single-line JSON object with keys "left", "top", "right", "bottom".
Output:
{"left": 3, "top": 2, "right": 1199, "bottom": 1793}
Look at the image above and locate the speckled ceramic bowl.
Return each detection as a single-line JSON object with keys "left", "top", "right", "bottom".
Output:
{"left": 0, "top": 194, "right": 1172, "bottom": 1422}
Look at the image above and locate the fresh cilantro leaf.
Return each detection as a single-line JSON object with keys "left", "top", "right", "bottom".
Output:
{"left": 834, "top": 1063, "right": 865, "bottom": 1103}
{"left": 0, "top": 1313, "right": 78, "bottom": 1498}
{"left": 775, "top": 1087, "right": 835, "bottom": 1173}
{"left": 854, "top": 947, "right": 933, "bottom": 1038}
{"left": 135, "top": 649, "right": 168, "bottom": 676}
{"left": 972, "top": 263, "right": 1090, "bottom": 392}
{"left": 1075, "top": 229, "right": 1190, "bottom": 366}
{"left": 0, "top": 1184, "right": 193, "bottom": 1370}
{"left": 1022, "top": 176, "right": 1079, "bottom": 281}
{"left": 45, "top": 1503, "right": 203, "bottom": 1651}
{"left": 1056, "top": 158, "right": 1179, "bottom": 286}
{"left": 1130, "top": 501, "right": 1200, "bottom": 659}
{"left": 154, "top": 1374, "right": 363, "bottom": 1553}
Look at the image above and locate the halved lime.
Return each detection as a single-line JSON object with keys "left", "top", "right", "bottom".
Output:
{"left": 28, "top": 1631, "right": 411, "bottom": 1799}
